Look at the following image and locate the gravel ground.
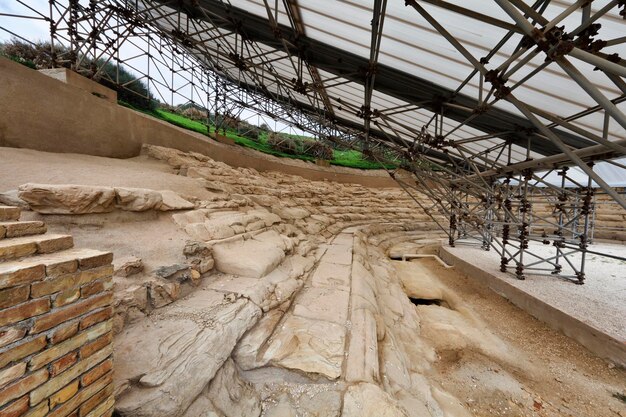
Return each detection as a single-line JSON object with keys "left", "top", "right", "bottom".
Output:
{"left": 445, "top": 240, "right": 626, "bottom": 342}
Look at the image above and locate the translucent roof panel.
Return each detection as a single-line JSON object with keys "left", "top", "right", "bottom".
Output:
{"left": 129, "top": 0, "right": 626, "bottom": 176}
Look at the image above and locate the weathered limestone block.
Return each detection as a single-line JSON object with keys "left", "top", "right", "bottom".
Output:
{"left": 113, "top": 283, "right": 149, "bottom": 332}
{"left": 350, "top": 262, "right": 379, "bottom": 314}
{"left": 212, "top": 231, "right": 286, "bottom": 278}
{"left": 248, "top": 195, "right": 281, "bottom": 208}
{"left": 114, "top": 290, "right": 262, "bottom": 417}
{"left": 172, "top": 209, "right": 211, "bottom": 228}
{"left": 182, "top": 392, "right": 224, "bottom": 417}
{"left": 322, "top": 243, "right": 352, "bottom": 266}
{"left": 271, "top": 207, "right": 310, "bottom": 220}
{"left": 263, "top": 394, "right": 297, "bottom": 417}
{"left": 297, "top": 389, "right": 342, "bottom": 417}
{"left": 113, "top": 256, "right": 144, "bottom": 277}
{"left": 393, "top": 261, "right": 445, "bottom": 302}
{"left": 341, "top": 383, "right": 409, "bottom": 417}
{"left": 310, "top": 261, "right": 351, "bottom": 291}
{"left": 379, "top": 333, "right": 413, "bottom": 392}
{"left": 233, "top": 306, "right": 286, "bottom": 370}
{"left": 209, "top": 255, "right": 311, "bottom": 312}
{"left": 0, "top": 190, "right": 29, "bottom": 209}
{"left": 183, "top": 240, "right": 212, "bottom": 257}
{"left": 155, "top": 264, "right": 193, "bottom": 282}
{"left": 159, "top": 190, "right": 195, "bottom": 211}
{"left": 19, "top": 183, "right": 116, "bottom": 214}
{"left": 206, "top": 358, "right": 261, "bottom": 417}
{"left": 262, "top": 315, "right": 345, "bottom": 379}
{"left": 141, "top": 144, "right": 194, "bottom": 168}
{"left": 417, "top": 304, "right": 518, "bottom": 367}
{"left": 345, "top": 308, "right": 379, "bottom": 383}
{"left": 292, "top": 286, "right": 349, "bottom": 325}
{"left": 208, "top": 276, "right": 272, "bottom": 308}
{"left": 147, "top": 279, "right": 180, "bottom": 308}
{"left": 114, "top": 187, "right": 163, "bottom": 211}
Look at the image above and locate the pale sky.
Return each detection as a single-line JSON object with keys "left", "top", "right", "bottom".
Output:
{"left": 0, "top": 0, "right": 306, "bottom": 135}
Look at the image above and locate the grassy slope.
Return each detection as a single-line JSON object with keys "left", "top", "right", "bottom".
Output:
{"left": 121, "top": 102, "right": 392, "bottom": 170}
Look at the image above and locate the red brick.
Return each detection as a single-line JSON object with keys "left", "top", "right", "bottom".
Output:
{"left": 0, "top": 363, "right": 26, "bottom": 389}
{"left": 0, "top": 285, "right": 29, "bottom": 309}
{"left": 50, "top": 352, "right": 78, "bottom": 377}
{"left": 53, "top": 288, "right": 80, "bottom": 308}
{"left": 80, "top": 277, "right": 111, "bottom": 299}
{"left": 30, "top": 321, "right": 110, "bottom": 371}
{"left": 81, "top": 395, "right": 113, "bottom": 417}
{"left": 31, "top": 266, "right": 110, "bottom": 299}
{"left": 0, "top": 336, "right": 47, "bottom": 369}
{"left": 0, "top": 265, "right": 45, "bottom": 290}
{"left": 49, "top": 380, "right": 79, "bottom": 409}
{"left": 30, "top": 293, "right": 112, "bottom": 334}
{"left": 30, "top": 346, "right": 111, "bottom": 406}
{"left": 0, "top": 368, "right": 48, "bottom": 408}
{"left": 50, "top": 322, "right": 79, "bottom": 345}
{"left": 78, "top": 383, "right": 112, "bottom": 417}
{"left": 46, "top": 259, "right": 78, "bottom": 278}
{"left": 0, "top": 395, "right": 29, "bottom": 417}
{"left": 78, "top": 307, "right": 112, "bottom": 331}
{"left": 47, "top": 372, "right": 112, "bottom": 417}
{"left": 36, "top": 236, "right": 73, "bottom": 254}
{"left": 23, "top": 400, "right": 47, "bottom": 417}
{"left": 80, "top": 359, "right": 112, "bottom": 387}
{"left": 79, "top": 333, "right": 112, "bottom": 360}
{"left": 0, "top": 327, "right": 26, "bottom": 349}
{"left": 0, "top": 298, "right": 50, "bottom": 328}
{"left": 77, "top": 253, "right": 113, "bottom": 270}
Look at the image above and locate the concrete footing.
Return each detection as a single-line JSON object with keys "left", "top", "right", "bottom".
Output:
{"left": 439, "top": 246, "right": 626, "bottom": 368}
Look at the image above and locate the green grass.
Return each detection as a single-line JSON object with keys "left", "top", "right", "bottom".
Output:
{"left": 119, "top": 101, "right": 394, "bottom": 170}
{"left": 153, "top": 109, "right": 208, "bottom": 135}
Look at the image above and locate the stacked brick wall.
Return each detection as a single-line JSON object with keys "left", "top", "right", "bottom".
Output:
{"left": 0, "top": 205, "right": 115, "bottom": 417}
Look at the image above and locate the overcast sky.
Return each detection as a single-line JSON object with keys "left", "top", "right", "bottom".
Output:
{"left": 0, "top": 0, "right": 306, "bottom": 135}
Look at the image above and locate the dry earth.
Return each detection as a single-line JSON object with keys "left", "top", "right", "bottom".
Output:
{"left": 0, "top": 145, "right": 624, "bottom": 417}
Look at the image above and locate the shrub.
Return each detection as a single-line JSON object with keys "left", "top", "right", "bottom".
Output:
{"left": 302, "top": 141, "right": 333, "bottom": 160}
{"left": 181, "top": 107, "right": 206, "bottom": 121}
{"left": 223, "top": 115, "right": 240, "bottom": 129}
{"left": 0, "top": 39, "right": 55, "bottom": 68}
{"left": 268, "top": 132, "right": 299, "bottom": 155}
{"left": 0, "top": 38, "right": 156, "bottom": 111}
{"left": 244, "top": 128, "right": 260, "bottom": 141}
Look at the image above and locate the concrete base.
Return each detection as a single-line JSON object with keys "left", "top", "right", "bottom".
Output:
{"left": 0, "top": 57, "right": 398, "bottom": 188}
{"left": 439, "top": 245, "right": 626, "bottom": 368}
{"left": 39, "top": 68, "right": 117, "bottom": 103}
{"left": 211, "top": 133, "right": 236, "bottom": 146}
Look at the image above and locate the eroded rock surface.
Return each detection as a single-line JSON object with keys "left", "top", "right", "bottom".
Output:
{"left": 18, "top": 183, "right": 193, "bottom": 213}
{"left": 28, "top": 144, "right": 614, "bottom": 417}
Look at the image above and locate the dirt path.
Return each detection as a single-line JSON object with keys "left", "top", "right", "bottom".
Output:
{"left": 398, "top": 258, "right": 626, "bottom": 417}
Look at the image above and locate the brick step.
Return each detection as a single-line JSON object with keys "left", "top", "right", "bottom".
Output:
{"left": 0, "top": 234, "right": 74, "bottom": 261}
{"left": 0, "top": 221, "right": 47, "bottom": 240}
{"left": 0, "top": 247, "right": 113, "bottom": 290}
{"left": 0, "top": 205, "right": 21, "bottom": 222}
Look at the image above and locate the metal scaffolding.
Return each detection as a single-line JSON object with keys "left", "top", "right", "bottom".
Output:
{"left": 1, "top": 0, "right": 625, "bottom": 283}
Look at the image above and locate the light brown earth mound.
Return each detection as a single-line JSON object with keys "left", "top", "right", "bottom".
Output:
{"left": 0, "top": 146, "right": 624, "bottom": 417}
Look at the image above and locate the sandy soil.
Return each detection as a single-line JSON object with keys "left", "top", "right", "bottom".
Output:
{"left": 402, "top": 257, "right": 626, "bottom": 417}
{"left": 0, "top": 147, "right": 213, "bottom": 199}
{"left": 2, "top": 146, "right": 624, "bottom": 416}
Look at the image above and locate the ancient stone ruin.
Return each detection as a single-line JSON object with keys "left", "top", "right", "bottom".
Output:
{"left": 1, "top": 144, "right": 624, "bottom": 417}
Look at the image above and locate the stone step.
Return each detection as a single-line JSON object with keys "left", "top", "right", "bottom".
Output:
{"left": 0, "top": 247, "right": 113, "bottom": 288}
{"left": 0, "top": 205, "right": 21, "bottom": 221}
{"left": 0, "top": 220, "right": 47, "bottom": 240}
{"left": 0, "top": 233, "right": 74, "bottom": 261}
